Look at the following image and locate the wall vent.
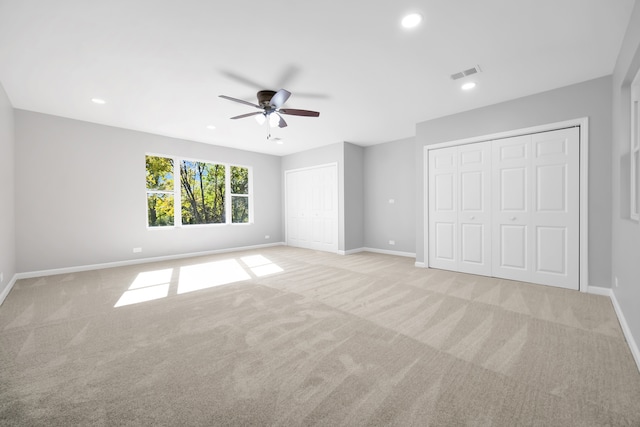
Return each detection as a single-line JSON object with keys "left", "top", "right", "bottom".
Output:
{"left": 450, "top": 65, "right": 482, "bottom": 80}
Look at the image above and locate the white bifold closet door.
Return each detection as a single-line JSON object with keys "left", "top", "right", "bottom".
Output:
{"left": 428, "top": 141, "right": 492, "bottom": 276}
{"left": 428, "top": 127, "right": 579, "bottom": 290}
{"left": 492, "top": 127, "right": 579, "bottom": 289}
{"left": 285, "top": 164, "right": 339, "bottom": 253}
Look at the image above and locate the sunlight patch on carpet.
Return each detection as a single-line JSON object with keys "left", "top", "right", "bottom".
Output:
{"left": 178, "top": 259, "right": 251, "bottom": 295}
{"left": 241, "top": 255, "right": 284, "bottom": 277}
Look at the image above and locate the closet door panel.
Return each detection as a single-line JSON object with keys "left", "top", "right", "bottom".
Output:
{"left": 457, "top": 141, "right": 492, "bottom": 276}
{"left": 531, "top": 128, "right": 579, "bottom": 289}
{"left": 429, "top": 147, "right": 458, "bottom": 270}
{"left": 492, "top": 135, "right": 532, "bottom": 282}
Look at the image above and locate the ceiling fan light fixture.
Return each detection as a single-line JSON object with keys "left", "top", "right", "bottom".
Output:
{"left": 219, "top": 88, "right": 319, "bottom": 130}
{"left": 461, "top": 82, "right": 477, "bottom": 91}
{"left": 401, "top": 13, "right": 422, "bottom": 29}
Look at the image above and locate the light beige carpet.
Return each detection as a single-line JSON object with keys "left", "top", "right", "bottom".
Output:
{"left": 1, "top": 246, "right": 639, "bottom": 426}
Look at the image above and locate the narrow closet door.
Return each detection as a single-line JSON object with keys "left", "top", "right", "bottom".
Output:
{"left": 428, "top": 146, "right": 458, "bottom": 271}
{"left": 492, "top": 135, "right": 532, "bottom": 282}
{"left": 530, "top": 128, "right": 579, "bottom": 289}
{"left": 457, "top": 142, "right": 492, "bottom": 275}
{"left": 309, "top": 165, "right": 339, "bottom": 250}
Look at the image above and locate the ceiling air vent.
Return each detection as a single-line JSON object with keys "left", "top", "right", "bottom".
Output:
{"left": 450, "top": 65, "right": 482, "bottom": 80}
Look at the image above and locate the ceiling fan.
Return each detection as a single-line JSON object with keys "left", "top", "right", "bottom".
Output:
{"left": 219, "top": 89, "right": 320, "bottom": 128}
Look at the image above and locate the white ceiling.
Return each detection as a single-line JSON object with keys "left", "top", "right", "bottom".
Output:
{"left": 0, "top": 1, "right": 634, "bottom": 155}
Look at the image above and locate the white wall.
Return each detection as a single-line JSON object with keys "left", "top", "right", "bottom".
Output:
{"left": 363, "top": 137, "right": 415, "bottom": 254}
{"left": 15, "top": 110, "right": 282, "bottom": 273}
{"left": 415, "top": 76, "right": 613, "bottom": 287}
{"left": 611, "top": 0, "right": 640, "bottom": 358}
{"left": 344, "top": 142, "right": 364, "bottom": 251}
{"left": 0, "top": 81, "right": 15, "bottom": 300}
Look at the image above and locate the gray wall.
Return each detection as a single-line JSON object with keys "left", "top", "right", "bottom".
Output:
{"left": 611, "top": 1, "right": 640, "bottom": 355}
{"left": 0, "top": 82, "right": 15, "bottom": 297}
{"left": 415, "top": 76, "right": 613, "bottom": 287}
{"left": 15, "top": 110, "right": 282, "bottom": 273}
{"left": 344, "top": 142, "right": 364, "bottom": 251}
{"left": 281, "top": 142, "right": 346, "bottom": 251}
{"left": 364, "top": 137, "right": 416, "bottom": 254}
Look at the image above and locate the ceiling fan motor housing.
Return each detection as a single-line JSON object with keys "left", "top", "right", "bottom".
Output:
{"left": 257, "top": 90, "right": 277, "bottom": 108}
{"left": 219, "top": 88, "right": 319, "bottom": 129}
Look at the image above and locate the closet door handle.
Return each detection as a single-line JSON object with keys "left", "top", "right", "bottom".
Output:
{"left": 470, "top": 216, "right": 475, "bottom": 220}
{"left": 510, "top": 216, "right": 516, "bottom": 221}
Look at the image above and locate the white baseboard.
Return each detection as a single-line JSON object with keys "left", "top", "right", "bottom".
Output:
{"left": 0, "top": 274, "right": 18, "bottom": 306}
{"left": 337, "top": 248, "right": 365, "bottom": 255}
{"left": 586, "top": 286, "right": 612, "bottom": 297}
{"left": 610, "top": 290, "right": 640, "bottom": 373}
{"left": 414, "top": 262, "right": 426, "bottom": 268}
{"left": 16, "top": 242, "right": 286, "bottom": 280}
{"left": 337, "top": 248, "right": 416, "bottom": 258}
{"left": 588, "top": 286, "right": 640, "bottom": 373}
{"left": 361, "top": 247, "right": 416, "bottom": 258}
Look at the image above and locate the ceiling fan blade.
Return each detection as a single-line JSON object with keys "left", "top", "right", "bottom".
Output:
{"left": 269, "top": 89, "right": 291, "bottom": 109}
{"left": 275, "top": 65, "right": 300, "bottom": 89}
{"left": 220, "top": 70, "right": 266, "bottom": 90}
{"left": 230, "top": 111, "right": 263, "bottom": 120}
{"left": 219, "top": 95, "right": 261, "bottom": 109}
{"left": 276, "top": 113, "right": 287, "bottom": 128}
{"left": 279, "top": 108, "right": 320, "bottom": 117}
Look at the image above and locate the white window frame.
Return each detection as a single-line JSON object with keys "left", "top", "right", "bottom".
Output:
{"left": 146, "top": 154, "right": 178, "bottom": 228}
{"left": 145, "top": 154, "right": 253, "bottom": 228}
{"left": 631, "top": 69, "right": 640, "bottom": 221}
{"left": 228, "top": 165, "right": 253, "bottom": 224}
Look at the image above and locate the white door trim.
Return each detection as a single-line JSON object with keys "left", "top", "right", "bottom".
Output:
{"left": 423, "top": 117, "right": 589, "bottom": 292}
{"left": 284, "top": 162, "right": 339, "bottom": 252}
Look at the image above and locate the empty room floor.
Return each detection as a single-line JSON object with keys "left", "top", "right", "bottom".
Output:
{"left": 1, "top": 246, "right": 639, "bottom": 426}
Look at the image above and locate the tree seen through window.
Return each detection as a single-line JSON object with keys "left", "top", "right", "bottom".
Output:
{"left": 145, "top": 155, "right": 251, "bottom": 226}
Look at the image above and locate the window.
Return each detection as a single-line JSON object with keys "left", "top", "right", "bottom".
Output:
{"left": 180, "top": 160, "right": 226, "bottom": 225}
{"left": 146, "top": 156, "right": 175, "bottom": 227}
{"left": 145, "top": 155, "right": 252, "bottom": 227}
{"left": 231, "top": 166, "right": 250, "bottom": 223}
{"left": 632, "top": 69, "right": 640, "bottom": 221}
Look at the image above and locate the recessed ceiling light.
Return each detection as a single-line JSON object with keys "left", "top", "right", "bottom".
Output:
{"left": 401, "top": 13, "right": 423, "bottom": 29}
{"left": 91, "top": 98, "right": 106, "bottom": 104}
{"left": 206, "top": 125, "right": 216, "bottom": 130}
{"left": 461, "top": 82, "right": 477, "bottom": 91}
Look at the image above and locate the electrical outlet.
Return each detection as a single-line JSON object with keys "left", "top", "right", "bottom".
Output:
{"left": 133, "top": 247, "right": 142, "bottom": 253}
{"left": 265, "top": 235, "right": 270, "bottom": 239}
{"left": 389, "top": 199, "right": 395, "bottom": 204}
{"left": 0, "top": 272, "right": 3, "bottom": 283}
{"left": 615, "top": 276, "right": 619, "bottom": 288}
{"left": 389, "top": 240, "right": 395, "bottom": 245}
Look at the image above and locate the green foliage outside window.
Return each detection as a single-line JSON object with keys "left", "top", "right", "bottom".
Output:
{"left": 231, "top": 166, "right": 249, "bottom": 194}
{"left": 231, "top": 166, "right": 249, "bottom": 223}
{"left": 180, "top": 161, "right": 226, "bottom": 224}
{"left": 232, "top": 196, "right": 249, "bottom": 223}
{"left": 146, "top": 156, "right": 175, "bottom": 227}
{"left": 145, "top": 155, "right": 250, "bottom": 226}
